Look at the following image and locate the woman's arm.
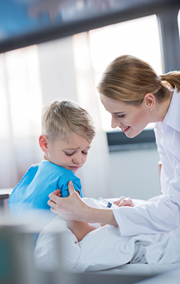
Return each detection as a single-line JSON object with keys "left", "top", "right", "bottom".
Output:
{"left": 48, "top": 181, "right": 118, "bottom": 226}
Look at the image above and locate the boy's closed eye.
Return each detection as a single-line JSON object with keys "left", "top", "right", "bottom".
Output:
{"left": 64, "top": 152, "right": 74, "bottom": 156}
{"left": 64, "top": 151, "right": 88, "bottom": 156}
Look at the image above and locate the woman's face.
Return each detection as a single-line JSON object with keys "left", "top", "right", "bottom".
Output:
{"left": 100, "top": 94, "right": 151, "bottom": 138}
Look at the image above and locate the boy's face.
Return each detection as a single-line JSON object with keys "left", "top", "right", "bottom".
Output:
{"left": 40, "top": 132, "right": 91, "bottom": 173}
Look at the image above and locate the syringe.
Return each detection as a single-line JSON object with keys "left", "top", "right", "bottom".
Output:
{"left": 97, "top": 197, "right": 117, "bottom": 209}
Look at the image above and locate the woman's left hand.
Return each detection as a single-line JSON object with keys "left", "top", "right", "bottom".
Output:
{"left": 47, "top": 181, "right": 88, "bottom": 221}
{"left": 113, "top": 196, "right": 134, "bottom": 207}
{"left": 48, "top": 181, "right": 118, "bottom": 226}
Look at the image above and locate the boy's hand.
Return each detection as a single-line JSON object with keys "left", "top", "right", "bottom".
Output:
{"left": 113, "top": 196, "right": 134, "bottom": 207}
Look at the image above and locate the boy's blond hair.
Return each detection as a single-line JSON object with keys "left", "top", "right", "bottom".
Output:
{"left": 41, "top": 100, "right": 95, "bottom": 142}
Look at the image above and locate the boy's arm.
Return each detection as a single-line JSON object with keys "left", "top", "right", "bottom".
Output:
{"left": 48, "top": 185, "right": 118, "bottom": 227}
{"left": 67, "top": 220, "right": 97, "bottom": 242}
{"left": 57, "top": 183, "right": 97, "bottom": 242}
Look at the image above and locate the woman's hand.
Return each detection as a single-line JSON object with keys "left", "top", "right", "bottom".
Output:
{"left": 113, "top": 196, "right": 134, "bottom": 207}
{"left": 48, "top": 181, "right": 118, "bottom": 226}
{"left": 48, "top": 181, "right": 88, "bottom": 221}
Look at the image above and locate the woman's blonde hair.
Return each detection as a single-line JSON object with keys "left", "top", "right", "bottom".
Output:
{"left": 41, "top": 100, "right": 95, "bottom": 142}
{"left": 97, "top": 55, "right": 180, "bottom": 105}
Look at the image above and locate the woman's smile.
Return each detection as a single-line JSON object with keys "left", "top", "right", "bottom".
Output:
{"left": 121, "top": 126, "right": 130, "bottom": 133}
{"left": 100, "top": 94, "right": 151, "bottom": 138}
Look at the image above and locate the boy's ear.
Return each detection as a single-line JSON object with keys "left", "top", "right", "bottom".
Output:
{"left": 39, "top": 135, "right": 48, "bottom": 153}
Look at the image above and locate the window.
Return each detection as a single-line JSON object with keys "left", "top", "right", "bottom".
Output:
{"left": 0, "top": 46, "right": 43, "bottom": 188}
{"left": 88, "top": 15, "right": 162, "bottom": 132}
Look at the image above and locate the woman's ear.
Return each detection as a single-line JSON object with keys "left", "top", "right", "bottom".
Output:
{"left": 39, "top": 135, "right": 48, "bottom": 153}
{"left": 143, "top": 93, "right": 155, "bottom": 111}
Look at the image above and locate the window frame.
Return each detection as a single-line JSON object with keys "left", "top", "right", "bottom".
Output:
{"left": 106, "top": 129, "right": 156, "bottom": 152}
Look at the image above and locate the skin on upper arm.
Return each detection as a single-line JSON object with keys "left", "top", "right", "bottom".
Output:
{"left": 48, "top": 182, "right": 118, "bottom": 227}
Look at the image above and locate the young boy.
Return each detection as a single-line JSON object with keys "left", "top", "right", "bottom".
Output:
{"left": 9, "top": 100, "right": 97, "bottom": 241}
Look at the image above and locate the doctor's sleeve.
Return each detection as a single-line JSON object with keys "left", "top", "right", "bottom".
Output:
{"left": 155, "top": 130, "right": 174, "bottom": 194}
{"left": 112, "top": 164, "right": 180, "bottom": 236}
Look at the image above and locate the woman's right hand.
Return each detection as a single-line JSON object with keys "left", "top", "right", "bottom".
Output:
{"left": 113, "top": 196, "right": 134, "bottom": 207}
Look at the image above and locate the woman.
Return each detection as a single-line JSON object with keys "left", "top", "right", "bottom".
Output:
{"left": 48, "top": 55, "right": 180, "bottom": 236}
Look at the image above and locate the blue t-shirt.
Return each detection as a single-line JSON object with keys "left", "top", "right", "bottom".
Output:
{"left": 9, "top": 160, "right": 83, "bottom": 214}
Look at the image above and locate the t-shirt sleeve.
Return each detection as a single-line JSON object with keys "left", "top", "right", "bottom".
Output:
{"left": 57, "top": 173, "right": 83, "bottom": 198}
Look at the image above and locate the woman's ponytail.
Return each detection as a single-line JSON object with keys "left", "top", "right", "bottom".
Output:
{"left": 98, "top": 55, "right": 180, "bottom": 105}
{"left": 160, "top": 72, "right": 180, "bottom": 92}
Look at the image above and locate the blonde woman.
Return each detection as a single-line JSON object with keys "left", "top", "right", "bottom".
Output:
{"left": 48, "top": 55, "right": 180, "bottom": 236}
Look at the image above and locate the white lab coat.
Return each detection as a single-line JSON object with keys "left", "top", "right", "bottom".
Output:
{"left": 113, "top": 88, "right": 180, "bottom": 236}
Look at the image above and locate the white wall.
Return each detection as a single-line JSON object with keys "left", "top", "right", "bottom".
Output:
{"left": 109, "top": 148, "right": 161, "bottom": 200}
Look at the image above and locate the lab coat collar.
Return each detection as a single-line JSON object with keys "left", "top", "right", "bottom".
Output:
{"left": 162, "top": 88, "right": 180, "bottom": 132}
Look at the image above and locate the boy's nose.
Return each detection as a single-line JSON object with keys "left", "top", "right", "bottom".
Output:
{"left": 72, "top": 154, "right": 82, "bottom": 165}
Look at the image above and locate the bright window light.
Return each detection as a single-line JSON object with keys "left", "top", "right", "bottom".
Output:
{"left": 88, "top": 15, "right": 162, "bottom": 132}
{"left": 0, "top": 46, "right": 42, "bottom": 138}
